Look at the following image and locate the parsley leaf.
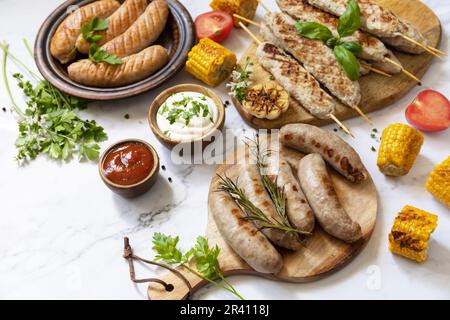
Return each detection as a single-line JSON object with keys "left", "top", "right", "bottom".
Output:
{"left": 88, "top": 43, "right": 123, "bottom": 65}
{"left": 1, "top": 43, "right": 108, "bottom": 164}
{"left": 81, "top": 17, "right": 109, "bottom": 43}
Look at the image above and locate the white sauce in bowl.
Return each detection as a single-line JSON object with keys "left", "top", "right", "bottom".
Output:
{"left": 156, "top": 92, "right": 219, "bottom": 143}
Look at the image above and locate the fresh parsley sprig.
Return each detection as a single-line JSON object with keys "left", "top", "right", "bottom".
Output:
{"left": 152, "top": 233, "right": 244, "bottom": 300}
{"left": 295, "top": 0, "right": 362, "bottom": 80}
{"left": 227, "top": 57, "right": 253, "bottom": 102}
{"left": 1, "top": 41, "right": 108, "bottom": 164}
{"left": 81, "top": 17, "right": 123, "bottom": 65}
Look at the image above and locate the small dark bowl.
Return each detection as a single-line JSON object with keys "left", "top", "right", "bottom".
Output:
{"left": 34, "top": 0, "right": 195, "bottom": 100}
{"left": 99, "top": 139, "right": 160, "bottom": 198}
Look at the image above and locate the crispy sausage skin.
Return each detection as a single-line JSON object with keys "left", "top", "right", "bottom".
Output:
{"left": 237, "top": 164, "right": 302, "bottom": 251}
{"left": 101, "top": 0, "right": 169, "bottom": 58}
{"left": 275, "top": 159, "right": 315, "bottom": 233}
{"left": 211, "top": 189, "right": 283, "bottom": 274}
{"left": 298, "top": 154, "right": 362, "bottom": 243}
{"left": 67, "top": 45, "right": 168, "bottom": 87}
{"left": 280, "top": 124, "right": 367, "bottom": 183}
{"left": 76, "top": 0, "right": 148, "bottom": 55}
{"left": 50, "top": 0, "right": 120, "bottom": 64}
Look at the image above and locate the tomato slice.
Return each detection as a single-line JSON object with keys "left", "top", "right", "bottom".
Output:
{"left": 405, "top": 90, "right": 450, "bottom": 132}
{"left": 195, "top": 11, "right": 233, "bottom": 43}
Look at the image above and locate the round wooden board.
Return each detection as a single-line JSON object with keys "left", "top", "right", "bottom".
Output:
{"left": 34, "top": 0, "right": 195, "bottom": 101}
{"left": 147, "top": 134, "right": 377, "bottom": 300}
{"left": 233, "top": 0, "right": 442, "bottom": 129}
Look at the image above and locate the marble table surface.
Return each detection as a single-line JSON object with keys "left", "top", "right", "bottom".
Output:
{"left": 0, "top": 0, "right": 449, "bottom": 300}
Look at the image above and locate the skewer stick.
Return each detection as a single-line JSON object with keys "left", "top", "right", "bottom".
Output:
{"left": 258, "top": 0, "right": 271, "bottom": 13}
{"left": 353, "top": 105, "right": 374, "bottom": 125}
{"left": 427, "top": 46, "right": 447, "bottom": 56}
{"left": 233, "top": 14, "right": 261, "bottom": 27}
{"left": 398, "top": 34, "right": 443, "bottom": 59}
{"left": 384, "top": 57, "right": 422, "bottom": 84}
{"left": 238, "top": 22, "right": 262, "bottom": 45}
{"left": 239, "top": 21, "right": 355, "bottom": 138}
{"left": 329, "top": 114, "right": 355, "bottom": 138}
{"left": 360, "top": 63, "right": 392, "bottom": 78}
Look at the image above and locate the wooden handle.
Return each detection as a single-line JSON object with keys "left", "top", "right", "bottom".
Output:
{"left": 147, "top": 266, "right": 207, "bottom": 300}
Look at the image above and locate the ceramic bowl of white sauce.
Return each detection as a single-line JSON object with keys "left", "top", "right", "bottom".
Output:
{"left": 148, "top": 84, "right": 225, "bottom": 149}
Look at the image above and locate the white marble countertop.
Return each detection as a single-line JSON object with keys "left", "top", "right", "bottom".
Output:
{"left": 0, "top": 0, "right": 449, "bottom": 300}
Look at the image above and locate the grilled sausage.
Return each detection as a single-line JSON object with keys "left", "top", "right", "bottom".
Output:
{"left": 211, "top": 183, "right": 283, "bottom": 274}
{"left": 298, "top": 154, "right": 362, "bottom": 243}
{"left": 50, "top": 0, "right": 120, "bottom": 64}
{"left": 76, "top": 0, "right": 148, "bottom": 55}
{"left": 256, "top": 41, "right": 336, "bottom": 119}
{"left": 67, "top": 45, "right": 168, "bottom": 87}
{"left": 101, "top": 0, "right": 169, "bottom": 58}
{"left": 279, "top": 124, "right": 367, "bottom": 183}
{"left": 275, "top": 159, "right": 315, "bottom": 233}
{"left": 236, "top": 164, "right": 303, "bottom": 251}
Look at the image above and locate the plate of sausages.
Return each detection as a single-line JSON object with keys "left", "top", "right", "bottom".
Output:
{"left": 147, "top": 124, "right": 378, "bottom": 300}
{"left": 34, "top": 0, "right": 195, "bottom": 100}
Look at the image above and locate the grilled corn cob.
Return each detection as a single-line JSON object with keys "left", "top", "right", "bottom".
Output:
{"left": 426, "top": 156, "right": 450, "bottom": 207}
{"left": 186, "top": 38, "right": 237, "bottom": 86}
{"left": 210, "top": 0, "right": 259, "bottom": 27}
{"left": 389, "top": 205, "right": 438, "bottom": 263}
{"left": 377, "top": 123, "right": 424, "bottom": 176}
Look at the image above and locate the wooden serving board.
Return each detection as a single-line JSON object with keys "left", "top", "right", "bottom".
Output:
{"left": 233, "top": 0, "right": 441, "bottom": 129}
{"left": 147, "top": 134, "right": 377, "bottom": 300}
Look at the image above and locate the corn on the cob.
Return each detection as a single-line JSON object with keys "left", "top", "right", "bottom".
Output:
{"left": 389, "top": 205, "right": 438, "bottom": 263}
{"left": 426, "top": 156, "right": 450, "bottom": 207}
{"left": 210, "top": 0, "right": 259, "bottom": 27}
{"left": 377, "top": 123, "right": 424, "bottom": 176}
{"left": 186, "top": 38, "right": 237, "bottom": 87}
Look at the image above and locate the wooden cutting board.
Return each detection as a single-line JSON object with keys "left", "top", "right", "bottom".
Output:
{"left": 232, "top": 0, "right": 442, "bottom": 129}
{"left": 147, "top": 134, "right": 377, "bottom": 300}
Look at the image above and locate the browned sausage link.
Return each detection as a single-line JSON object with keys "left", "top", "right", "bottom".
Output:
{"left": 275, "top": 159, "right": 315, "bottom": 233}
{"left": 298, "top": 154, "right": 362, "bottom": 243}
{"left": 76, "top": 0, "right": 148, "bottom": 55}
{"left": 280, "top": 124, "right": 367, "bottom": 183}
{"left": 101, "top": 0, "right": 169, "bottom": 58}
{"left": 210, "top": 186, "right": 283, "bottom": 274}
{"left": 50, "top": 0, "right": 121, "bottom": 64}
{"left": 237, "top": 164, "right": 302, "bottom": 251}
{"left": 67, "top": 45, "right": 169, "bottom": 87}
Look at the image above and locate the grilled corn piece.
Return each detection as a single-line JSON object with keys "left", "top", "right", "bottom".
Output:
{"left": 210, "top": 0, "right": 259, "bottom": 27}
{"left": 389, "top": 205, "right": 438, "bottom": 263}
{"left": 186, "top": 38, "right": 237, "bottom": 87}
{"left": 426, "top": 156, "right": 450, "bottom": 207}
{"left": 243, "top": 82, "right": 289, "bottom": 119}
{"left": 377, "top": 123, "right": 424, "bottom": 176}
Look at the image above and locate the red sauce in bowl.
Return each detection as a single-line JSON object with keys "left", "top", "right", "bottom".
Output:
{"left": 102, "top": 142, "right": 154, "bottom": 186}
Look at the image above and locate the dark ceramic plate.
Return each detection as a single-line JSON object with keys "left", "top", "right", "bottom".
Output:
{"left": 34, "top": 0, "right": 195, "bottom": 100}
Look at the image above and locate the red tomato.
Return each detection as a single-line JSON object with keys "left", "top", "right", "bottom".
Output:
{"left": 406, "top": 90, "right": 450, "bottom": 132}
{"left": 195, "top": 11, "right": 233, "bottom": 43}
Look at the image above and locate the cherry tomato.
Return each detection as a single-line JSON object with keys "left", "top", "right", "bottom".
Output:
{"left": 405, "top": 90, "right": 450, "bottom": 132}
{"left": 195, "top": 10, "right": 233, "bottom": 43}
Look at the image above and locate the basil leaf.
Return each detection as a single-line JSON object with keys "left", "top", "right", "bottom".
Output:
{"left": 333, "top": 45, "right": 360, "bottom": 81}
{"left": 340, "top": 41, "right": 362, "bottom": 54}
{"left": 295, "top": 22, "right": 334, "bottom": 42}
{"left": 326, "top": 37, "right": 338, "bottom": 47}
{"left": 338, "top": 0, "right": 361, "bottom": 38}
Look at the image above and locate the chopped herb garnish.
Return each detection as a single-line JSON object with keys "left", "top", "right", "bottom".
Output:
{"left": 160, "top": 96, "right": 211, "bottom": 126}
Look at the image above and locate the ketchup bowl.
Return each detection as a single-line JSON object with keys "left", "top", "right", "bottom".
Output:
{"left": 99, "top": 139, "right": 160, "bottom": 198}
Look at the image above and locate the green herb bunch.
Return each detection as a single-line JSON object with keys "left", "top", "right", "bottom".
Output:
{"left": 152, "top": 233, "right": 244, "bottom": 300}
{"left": 82, "top": 17, "right": 123, "bottom": 65}
{"left": 227, "top": 57, "right": 253, "bottom": 102}
{"left": 1, "top": 41, "right": 108, "bottom": 163}
{"left": 295, "top": 0, "right": 362, "bottom": 80}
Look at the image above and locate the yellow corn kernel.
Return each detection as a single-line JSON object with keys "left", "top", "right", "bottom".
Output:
{"left": 186, "top": 38, "right": 237, "bottom": 87}
{"left": 377, "top": 123, "right": 424, "bottom": 176}
{"left": 210, "top": 0, "right": 259, "bottom": 27}
{"left": 389, "top": 205, "right": 438, "bottom": 263}
{"left": 426, "top": 156, "right": 450, "bottom": 207}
